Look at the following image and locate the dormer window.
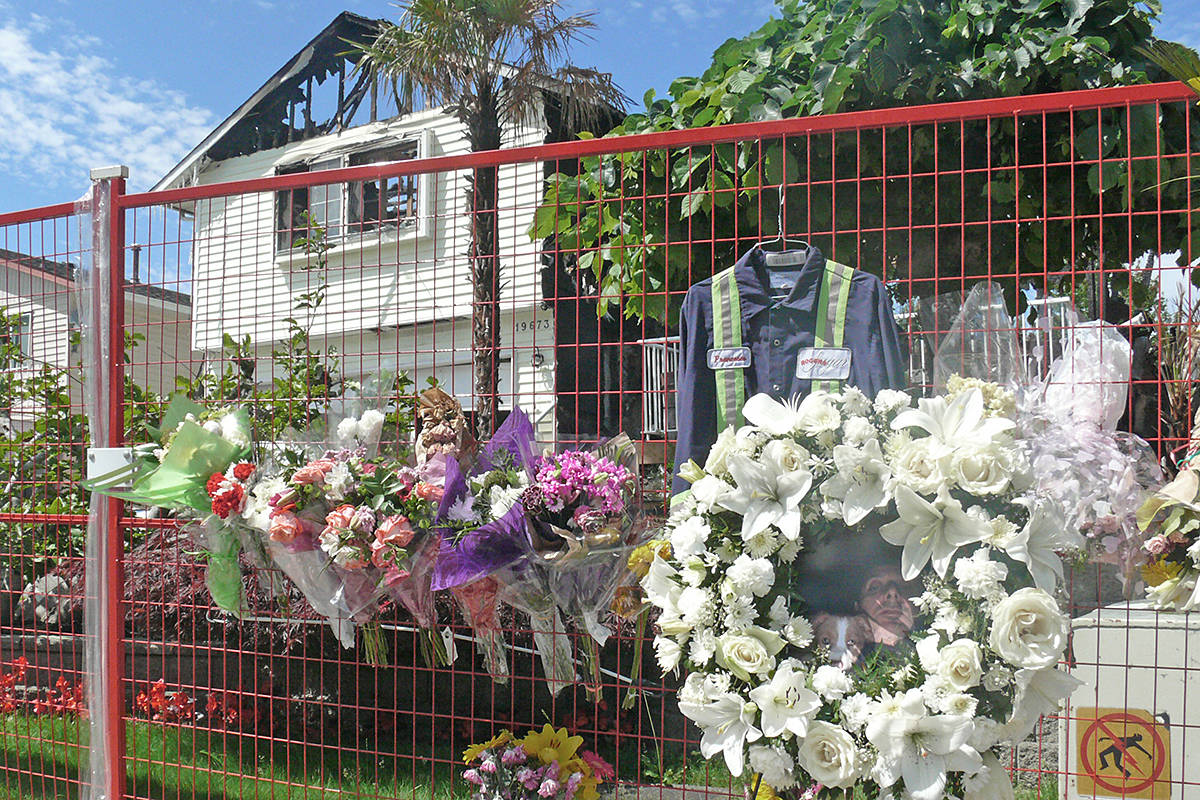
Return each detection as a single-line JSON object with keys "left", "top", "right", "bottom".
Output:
{"left": 274, "top": 135, "right": 428, "bottom": 253}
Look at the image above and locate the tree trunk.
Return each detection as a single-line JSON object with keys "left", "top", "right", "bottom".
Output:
{"left": 469, "top": 101, "right": 503, "bottom": 436}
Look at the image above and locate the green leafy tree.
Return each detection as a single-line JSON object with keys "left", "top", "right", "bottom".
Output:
{"left": 354, "top": 0, "right": 626, "bottom": 434}
{"left": 531, "top": 0, "right": 1187, "bottom": 322}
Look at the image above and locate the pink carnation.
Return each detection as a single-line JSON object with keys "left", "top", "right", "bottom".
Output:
{"left": 375, "top": 515, "right": 414, "bottom": 548}
{"left": 323, "top": 504, "right": 356, "bottom": 535}
{"left": 292, "top": 458, "right": 336, "bottom": 485}
{"left": 268, "top": 512, "right": 304, "bottom": 543}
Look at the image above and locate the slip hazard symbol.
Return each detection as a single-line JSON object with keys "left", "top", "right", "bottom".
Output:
{"left": 1077, "top": 707, "right": 1171, "bottom": 800}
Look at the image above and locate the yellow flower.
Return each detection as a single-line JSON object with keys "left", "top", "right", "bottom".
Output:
{"left": 462, "top": 730, "right": 513, "bottom": 764}
{"left": 628, "top": 540, "right": 670, "bottom": 578}
{"left": 520, "top": 723, "right": 583, "bottom": 767}
{"left": 576, "top": 774, "right": 601, "bottom": 800}
{"left": 610, "top": 585, "right": 646, "bottom": 619}
{"left": 1142, "top": 559, "right": 1183, "bottom": 588}
{"left": 748, "top": 773, "right": 779, "bottom": 800}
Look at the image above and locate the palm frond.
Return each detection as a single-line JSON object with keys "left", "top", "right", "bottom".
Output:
{"left": 1137, "top": 39, "right": 1200, "bottom": 97}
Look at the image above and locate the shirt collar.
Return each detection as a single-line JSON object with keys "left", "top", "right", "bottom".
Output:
{"left": 732, "top": 244, "right": 827, "bottom": 321}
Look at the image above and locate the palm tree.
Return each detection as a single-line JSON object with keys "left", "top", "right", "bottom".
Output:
{"left": 355, "top": 0, "right": 626, "bottom": 435}
{"left": 1138, "top": 39, "right": 1200, "bottom": 98}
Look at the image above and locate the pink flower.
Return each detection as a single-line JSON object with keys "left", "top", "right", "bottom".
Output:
{"left": 1144, "top": 535, "right": 1170, "bottom": 557}
{"left": 375, "top": 515, "right": 414, "bottom": 548}
{"left": 381, "top": 564, "right": 411, "bottom": 586}
{"left": 413, "top": 482, "right": 443, "bottom": 502}
{"left": 350, "top": 506, "right": 376, "bottom": 534}
{"left": 292, "top": 459, "right": 336, "bottom": 485}
{"left": 268, "top": 512, "right": 304, "bottom": 543}
{"left": 580, "top": 751, "right": 614, "bottom": 782}
{"left": 323, "top": 504, "right": 356, "bottom": 535}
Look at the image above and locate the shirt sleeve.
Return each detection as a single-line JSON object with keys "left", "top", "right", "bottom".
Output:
{"left": 874, "top": 280, "right": 907, "bottom": 390}
{"left": 672, "top": 287, "right": 717, "bottom": 496}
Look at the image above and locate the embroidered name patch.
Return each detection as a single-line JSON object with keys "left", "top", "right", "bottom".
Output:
{"left": 795, "top": 347, "right": 852, "bottom": 380}
{"left": 708, "top": 347, "right": 752, "bottom": 370}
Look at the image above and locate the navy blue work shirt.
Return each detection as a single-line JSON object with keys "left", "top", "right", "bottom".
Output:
{"left": 672, "top": 246, "right": 906, "bottom": 495}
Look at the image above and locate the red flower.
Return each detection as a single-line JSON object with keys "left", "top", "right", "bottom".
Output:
{"left": 232, "top": 462, "right": 255, "bottom": 481}
{"left": 205, "top": 472, "right": 225, "bottom": 496}
{"left": 210, "top": 483, "right": 245, "bottom": 519}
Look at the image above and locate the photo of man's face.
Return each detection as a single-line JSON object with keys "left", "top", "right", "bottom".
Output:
{"left": 791, "top": 535, "right": 924, "bottom": 669}
{"left": 856, "top": 564, "right": 916, "bottom": 647}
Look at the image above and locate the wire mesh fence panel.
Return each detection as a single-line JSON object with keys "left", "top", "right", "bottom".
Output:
{"left": 0, "top": 81, "right": 1199, "bottom": 800}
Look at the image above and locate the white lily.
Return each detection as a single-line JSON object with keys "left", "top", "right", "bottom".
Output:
{"left": 743, "top": 393, "right": 803, "bottom": 436}
{"left": 880, "top": 484, "right": 993, "bottom": 579}
{"left": 747, "top": 659, "right": 821, "bottom": 738}
{"left": 867, "top": 689, "right": 981, "bottom": 800}
{"left": 678, "top": 690, "right": 762, "bottom": 776}
{"left": 1002, "top": 667, "right": 1082, "bottom": 741}
{"left": 718, "top": 452, "right": 812, "bottom": 542}
{"left": 824, "top": 438, "right": 892, "bottom": 525}
{"left": 1004, "top": 500, "right": 1084, "bottom": 592}
{"left": 891, "top": 388, "right": 1015, "bottom": 455}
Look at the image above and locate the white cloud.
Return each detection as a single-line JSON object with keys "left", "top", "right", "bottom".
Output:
{"left": 0, "top": 13, "right": 215, "bottom": 194}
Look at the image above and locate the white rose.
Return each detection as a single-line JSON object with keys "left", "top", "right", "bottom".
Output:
{"left": 704, "top": 427, "right": 738, "bottom": 475}
{"left": 654, "top": 635, "right": 682, "bottom": 672}
{"left": 812, "top": 664, "right": 853, "bottom": 700}
{"left": 951, "top": 445, "right": 1014, "bottom": 495}
{"left": 796, "top": 720, "right": 861, "bottom": 788}
{"left": 889, "top": 434, "right": 947, "bottom": 495}
{"left": 937, "top": 639, "right": 984, "bottom": 691}
{"left": 670, "top": 515, "right": 711, "bottom": 560}
{"left": 989, "top": 588, "right": 1069, "bottom": 669}
{"left": 762, "top": 437, "right": 811, "bottom": 476}
{"left": 716, "top": 627, "right": 784, "bottom": 682}
{"left": 748, "top": 744, "right": 797, "bottom": 789}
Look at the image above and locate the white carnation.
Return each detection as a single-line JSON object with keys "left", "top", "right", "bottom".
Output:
{"left": 727, "top": 554, "right": 774, "bottom": 597}
{"left": 654, "top": 635, "right": 682, "bottom": 672}
{"left": 356, "top": 409, "right": 385, "bottom": 443}
{"left": 670, "top": 516, "right": 711, "bottom": 560}
{"left": 812, "top": 664, "right": 853, "bottom": 700}
{"left": 839, "top": 387, "right": 872, "bottom": 416}
{"left": 748, "top": 744, "right": 797, "bottom": 790}
{"left": 874, "top": 388, "right": 912, "bottom": 416}
{"left": 680, "top": 586, "right": 716, "bottom": 629}
{"left": 336, "top": 417, "right": 359, "bottom": 444}
{"left": 839, "top": 692, "right": 871, "bottom": 731}
{"left": 954, "top": 548, "right": 1009, "bottom": 602}
{"left": 325, "top": 461, "right": 353, "bottom": 501}
{"left": 842, "top": 415, "right": 876, "bottom": 446}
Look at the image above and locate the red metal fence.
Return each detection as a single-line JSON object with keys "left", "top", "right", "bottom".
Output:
{"left": 0, "top": 80, "right": 1198, "bottom": 799}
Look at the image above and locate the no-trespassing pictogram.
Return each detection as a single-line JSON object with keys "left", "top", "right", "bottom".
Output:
{"left": 1077, "top": 707, "right": 1171, "bottom": 800}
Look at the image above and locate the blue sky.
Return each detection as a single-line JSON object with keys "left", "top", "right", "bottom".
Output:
{"left": 0, "top": 0, "right": 1198, "bottom": 214}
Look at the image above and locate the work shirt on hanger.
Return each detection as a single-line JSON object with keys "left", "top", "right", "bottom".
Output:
{"left": 672, "top": 245, "right": 906, "bottom": 496}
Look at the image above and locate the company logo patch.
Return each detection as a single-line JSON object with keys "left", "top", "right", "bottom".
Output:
{"left": 707, "top": 347, "right": 752, "bottom": 370}
{"left": 795, "top": 347, "right": 852, "bottom": 381}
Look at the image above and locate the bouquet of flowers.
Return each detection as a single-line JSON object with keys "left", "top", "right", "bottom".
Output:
{"left": 86, "top": 394, "right": 259, "bottom": 615}
{"left": 432, "top": 409, "right": 647, "bottom": 693}
{"left": 461, "top": 725, "right": 614, "bottom": 800}
{"left": 1136, "top": 408, "right": 1200, "bottom": 610}
{"left": 247, "top": 412, "right": 448, "bottom": 664}
{"left": 651, "top": 384, "right": 1082, "bottom": 800}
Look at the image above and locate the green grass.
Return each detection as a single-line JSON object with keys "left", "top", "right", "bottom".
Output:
{"left": 0, "top": 715, "right": 460, "bottom": 800}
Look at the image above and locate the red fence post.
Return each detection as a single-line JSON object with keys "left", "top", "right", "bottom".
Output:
{"left": 88, "top": 165, "right": 127, "bottom": 800}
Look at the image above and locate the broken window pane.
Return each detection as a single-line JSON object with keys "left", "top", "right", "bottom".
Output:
{"left": 347, "top": 143, "right": 420, "bottom": 235}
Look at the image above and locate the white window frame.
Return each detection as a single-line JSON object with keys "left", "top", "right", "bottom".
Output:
{"left": 273, "top": 129, "right": 434, "bottom": 260}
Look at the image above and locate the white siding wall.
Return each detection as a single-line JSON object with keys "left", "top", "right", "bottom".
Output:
{"left": 0, "top": 269, "right": 192, "bottom": 421}
{"left": 190, "top": 105, "right": 549, "bottom": 354}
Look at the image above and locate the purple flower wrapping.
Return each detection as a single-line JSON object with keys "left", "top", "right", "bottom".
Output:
{"left": 430, "top": 503, "right": 528, "bottom": 591}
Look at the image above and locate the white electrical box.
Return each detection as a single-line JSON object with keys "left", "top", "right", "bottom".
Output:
{"left": 1060, "top": 602, "right": 1200, "bottom": 800}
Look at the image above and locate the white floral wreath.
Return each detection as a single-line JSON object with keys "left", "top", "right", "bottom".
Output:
{"left": 646, "top": 383, "right": 1082, "bottom": 800}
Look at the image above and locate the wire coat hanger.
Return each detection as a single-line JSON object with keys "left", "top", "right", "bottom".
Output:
{"left": 754, "top": 180, "right": 809, "bottom": 260}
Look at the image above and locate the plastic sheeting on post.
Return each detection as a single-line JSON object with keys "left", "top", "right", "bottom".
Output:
{"left": 78, "top": 166, "right": 127, "bottom": 800}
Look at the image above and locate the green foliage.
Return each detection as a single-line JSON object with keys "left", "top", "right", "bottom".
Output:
{"left": 530, "top": 0, "right": 1186, "bottom": 322}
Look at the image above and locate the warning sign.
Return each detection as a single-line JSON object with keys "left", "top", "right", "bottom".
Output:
{"left": 1077, "top": 707, "right": 1171, "bottom": 800}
